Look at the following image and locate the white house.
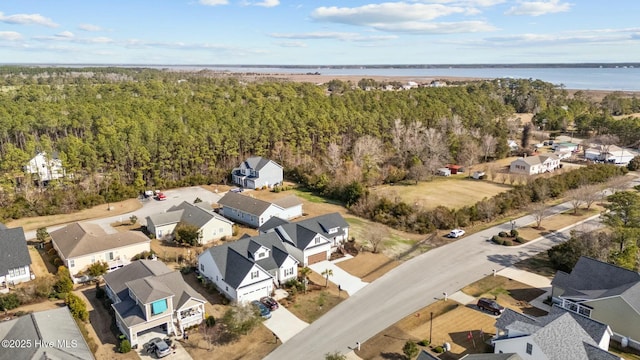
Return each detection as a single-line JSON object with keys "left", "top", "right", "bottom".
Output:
{"left": 50, "top": 222, "right": 151, "bottom": 282}
{"left": 103, "top": 260, "right": 207, "bottom": 347}
{"left": 24, "top": 152, "right": 65, "bottom": 182}
{"left": 146, "top": 201, "right": 234, "bottom": 244}
{"left": 585, "top": 145, "right": 635, "bottom": 165}
{"left": 493, "top": 306, "right": 620, "bottom": 360}
{"left": 217, "top": 192, "right": 302, "bottom": 228}
{"left": 509, "top": 154, "right": 560, "bottom": 175}
{"left": 0, "top": 225, "right": 33, "bottom": 288}
{"left": 198, "top": 232, "right": 299, "bottom": 303}
{"left": 231, "top": 156, "right": 283, "bottom": 189}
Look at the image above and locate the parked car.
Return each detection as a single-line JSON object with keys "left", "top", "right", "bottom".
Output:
{"left": 146, "top": 337, "right": 171, "bottom": 358}
{"left": 156, "top": 192, "right": 167, "bottom": 201}
{"left": 260, "top": 296, "right": 279, "bottom": 311}
{"left": 447, "top": 229, "right": 465, "bottom": 238}
{"left": 229, "top": 187, "right": 243, "bottom": 193}
{"left": 477, "top": 298, "right": 505, "bottom": 315}
{"left": 251, "top": 300, "right": 272, "bottom": 319}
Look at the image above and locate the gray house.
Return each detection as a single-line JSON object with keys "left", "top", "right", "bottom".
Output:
{"left": 232, "top": 156, "right": 283, "bottom": 189}
{"left": 493, "top": 306, "right": 620, "bottom": 360}
{"left": 217, "top": 192, "right": 302, "bottom": 228}
{"left": 551, "top": 256, "right": 640, "bottom": 350}
{"left": 0, "top": 225, "right": 33, "bottom": 288}
{"left": 0, "top": 307, "right": 95, "bottom": 360}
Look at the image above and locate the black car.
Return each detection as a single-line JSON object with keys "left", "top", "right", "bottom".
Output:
{"left": 477, "top": 298, "right": 505, "bottom": 315}
{"left": 260, "top": 296, "right": 279, "bottom": 311}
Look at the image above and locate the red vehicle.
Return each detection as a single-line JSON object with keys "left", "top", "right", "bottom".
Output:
{"left": 260, "top": 296, "right": 279, "bottom": 311}
{"left": 156, "top": 192, "right": 167, "bottom": 201}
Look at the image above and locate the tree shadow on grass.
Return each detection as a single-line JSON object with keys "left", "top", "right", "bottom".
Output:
{"left": 380, "top": 352, "right": 406, "bottom": 360}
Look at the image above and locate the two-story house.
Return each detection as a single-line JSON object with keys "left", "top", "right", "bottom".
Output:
{"left": 103, "top": 260, "right": 207, "bottom": 347}
{"left": 259, "top": 212, "right": 350, "bottom": 265}
{"left": 50, "top": 222, "right": 151, "bottom": 282}
{"left": 198, "top": 232, "right": 299, "bottom": 303}
{"left": 217, "top": 192, "right": 303, "bottom": 228}
{"left": 0, "top": 225, "right": 33, "bottom": 288}
{"left": 24, "top": 152, "right": 65, "bottom": 183}
{"left": 231, "top": 156, "right": 283, "bottom": 189}
{"left": 146, "top": 201, "right": 234, "bottom": 243}
{"left": 551, "top": 256, "right": 640, "bottom": 350}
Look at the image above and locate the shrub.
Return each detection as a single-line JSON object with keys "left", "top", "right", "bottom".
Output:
{"left": 491, "top": 235, "right": 502, "bottom": 244}
{"left": 510, "top": 229, "right": 519, "bottom": 237}
{"left": 119, "top": 339, "right": 131, "bottom": 353}
{"left": 418, "top": 339, "right": 430, "bottom": 346}
{"left": 503, "top": 240, "right": 514, "bottom": 246}
{"left": 433, "top": 346, "right": 445, "bottom": 353}
{"left": 65, "top": 293, "right": 89, "bottom": 322}
{"left": 0, "top": 293, "right": 21, "bottom": 311}
{"left": 515, "top": 236, "right": 525, "bottom": 243}
{"left": 205, "top": 315, "right": 216, "bottom": 327}
{"left": 498, "top": 231, "right": 508, "bottom": 237}
{"left": 403, "top": 341, "right": 419, "bottom": 359}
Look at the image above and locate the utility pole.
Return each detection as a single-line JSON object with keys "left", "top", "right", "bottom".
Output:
{"left": 429, "top": 312, "right": 433, "bottom": 345}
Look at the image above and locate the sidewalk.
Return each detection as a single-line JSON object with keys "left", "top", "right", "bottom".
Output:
{"left": 309, "top": 258, "right": 369, "bottom": 296}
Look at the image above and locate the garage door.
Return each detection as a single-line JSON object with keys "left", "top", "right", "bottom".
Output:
{"left": 307, "top": 252, "right": 326, "bottom": 265}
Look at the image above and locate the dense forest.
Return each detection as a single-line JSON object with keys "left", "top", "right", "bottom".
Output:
{"left": 0, "top": 66, "right": 638, "bottom": 222}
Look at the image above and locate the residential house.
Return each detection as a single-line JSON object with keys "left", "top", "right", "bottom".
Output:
{"left": 551, "top": 256, "right": 640, "bottom": 349}
{"left": 584, "top": 144, "right": 635, "bottom": 165}
{"left": 259, "top": 212, "right": 350, "bottom": 265}
{"left": 217, "top": 192, "right": 302, "bottom": 228}
{"left": 0, "top": 307, "right": 95, "bottom": 360}
{"left": 103, "top": 260, "right": 207, "bottom": 347}
{"left": 24, "top": 152, "right": 65, "bottom": 182}
{"left": 50, "top": 222, "right": 151, "bottom": 282}
{"left": 551, "top": 141, "right": 580, "bottom": 152}
{"left": 146, "top": 201, "right": 234, "bottom": 244}
{"left": 493, "top": 306, "right": 620, "bottom": 360}
{"left": 198, "top": 232, "right": 299, "bottom": 303}
{"left": 507, "top": 140, "right": 519, "bottom": 152}
{"left": 509, "top": 154, "right": 560, "bottom": 175}
{"left": 446, "top": 164, "right": 464, "bottom": 174}
{"left": 231, "top": 156, "right": 283, "bottom": 189}
{"left": 0, "top": 225, "right": 33, "bottom": 288}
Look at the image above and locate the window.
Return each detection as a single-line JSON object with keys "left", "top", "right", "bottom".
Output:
{"left": 315, "top": 237, "right": 321, "bottom": 244}
{"left": 19, "top": 267, "right": 26, "bottom": 275}
{"left": 258, "top": 252, "right": 266, "bottom": 259}
{"left": 284, "top": 267, "right": 294, "bottom": 276}
{"left": 250, "top": 270, "right": 259, "bottom": 279}
{"left": 69, "top": 259, "right": 75, "bottom": 268}
{"left": 106, "top": 252, "right": 114, "bottom": 261}
{"left": 526, "top": 343, "right": 533, "bottom": 355}
{"left": 8, "top": 269, "right": 15, "bottom": 277}
{"left": 219, "top": 227, "right": 223, "bottom": 233}
{"left": 200, "top": 264, "right": 204, "bottom": 272}
{"left": 151, "top": 299, "right": 168, "bottom": 315}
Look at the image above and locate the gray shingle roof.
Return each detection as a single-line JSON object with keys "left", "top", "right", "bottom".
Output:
{"left": 202, "top": 232, "right": 297, "bottom": 289}
{"left": 496, "top": 306, "right": 617, "bottom": 360}
{"left": 244, "top": 156, "right": 281, "bottom": 171}
{"left": 103, "top": 260, "right": 172, "bottom": 301}
{"left": 147, "top": 201, "right": 233, "bottom": 228}
{"left": 273, "top": 223, "right": 319, "bottom": 250}
{"left": 0, "top": 227, "right": 31, "bottom": 275}
{"left": 0, "top": 307, "right": 95, "bottom": 360}
{"left": 272, "top": 195, "right": 303, "bottom": 208}
{"left": 217, "top": 192, "right": 279, "bottom": 216}
{"left": 260, "top": 212, "right": 349, "bottom": 251}
{"left": 551, "top": 256, "right": 640, "bottom": 311}
{"left": 50, "top": 222, "right": 150, "bottom": 259}
{"left": 295, "top": 212, "right": 349, "bottom": 238}
{"left": 460, "top": 354, "right": 523, "bottom": 360}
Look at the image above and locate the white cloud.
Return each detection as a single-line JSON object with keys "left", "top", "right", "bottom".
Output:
{"left": 255, "top": 0, "right": 280, "bottom": 7}
{"left": 269, "top": 31, "right": 397, "bottom": 42}
{"left": 505, "top": 0, "right": 572, "bottom": 16}
{"left": 199, "top": 0, "right": 229, "bottom": 6}
{"left": 55, "top": 31, "right": 74, "bottom": 39}
{"left": 0, "top": 31, "right": 22, "bottom": 41}
{"left": 0, "top": 12, "right": 58, "bottom": 27}
{"left": 275, "top": 41, "right": 307, "bottom": 48}
{"left": 375, "top": 20, "right": 497, "bottom": 33}
{"left": 78, "top": 24, "right": 103, "bottom": 32}
{"left": 311, "top": 3, "right": 467, "bottom": 25}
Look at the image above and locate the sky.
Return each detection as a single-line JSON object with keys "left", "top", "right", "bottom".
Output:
{"left": 0, "top": 0, "right": 639, "bottom": 65}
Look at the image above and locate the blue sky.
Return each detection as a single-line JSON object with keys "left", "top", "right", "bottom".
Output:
{"left": 1, "top": 0, "right": 639, "bottom": 65}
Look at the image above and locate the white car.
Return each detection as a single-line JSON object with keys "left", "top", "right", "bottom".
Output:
{"left": 447, "top": 229, "right": 465, "bottom": 238}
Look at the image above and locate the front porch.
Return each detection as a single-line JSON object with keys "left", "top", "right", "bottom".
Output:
{"left": 177, "top": 304, "right": 205, "bottom": 333}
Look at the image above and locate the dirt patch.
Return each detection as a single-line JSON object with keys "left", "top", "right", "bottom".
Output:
{"left": 282, "top": 271, "right": 346, "bottom": 323}
{"left": 515, "top": 206, "right": 602, "bottom": 242}
{"left": 6, "top": 198, "right": 142, "bottom": 232}
{"left": 28, "top": 245, "right": 55, "bottom": 278}
{"left": 336, "top": 252, "right": 400, "bottom": 282}
{"left": 461, "top": 276, "right": 548, "bottom": 317}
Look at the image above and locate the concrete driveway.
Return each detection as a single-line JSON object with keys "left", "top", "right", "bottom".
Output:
{"left": 137, "top": 331, "right": 193, "bottom": 360}
{"left": 263, "top": 306, "right": 309, "bottom": 342}
{"left": 309, "top": 259, "right": 368, "bottom": 296}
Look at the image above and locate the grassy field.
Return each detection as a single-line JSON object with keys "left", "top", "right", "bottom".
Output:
{"left": 372, "top": 175, "right": 513, "bottom": 210}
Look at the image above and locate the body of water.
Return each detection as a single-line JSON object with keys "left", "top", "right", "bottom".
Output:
{"left": 176, "top": 65, "right": 640, "bottom": 91}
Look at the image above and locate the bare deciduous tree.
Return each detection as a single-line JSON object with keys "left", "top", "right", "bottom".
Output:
{"left": 353, "top": 135, "right": 385, "bottom": 169}
{"left": 366, "top": 223, "right": 389, "bottom": 253}
{"left": 580, "top": 184, "right": 602, "bottom": 210}
{"left": 323, "top": 142, "right": 343, "bottom": 174}
{"left": 477, "top": 198, "right": 496, "bottom": 222}
{"left": 567, "top": 188, "right": 583, "bottom": 214}
{"left": 480, "top": 134, "right": 497, "bottom": 161}
{"left": 456, "top": 138, "right": 481, "bottom": 176}
{"left": 606, "top": 175, "right": 631, "bottom": 194}
{"left": 530, "top": 202, "right": 549, "bottom": 229}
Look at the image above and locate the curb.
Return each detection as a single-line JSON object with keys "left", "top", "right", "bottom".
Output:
{"left": 511, "top": 213, "right": 601, "bottom": 248}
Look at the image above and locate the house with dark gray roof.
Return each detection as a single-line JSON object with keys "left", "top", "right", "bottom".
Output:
{"left": 232, "top": 156, "right": 283, "bottom": 189}
{"left": 0, "top": 226, "right": 33, "bottom": 288}
{"left": 217, "top": 192, "right": 303, "bottom": 228}
{"left": 259, "top": 212, "right": 350, "bottom": 265}
{"left": 492, "top": 306, "right": 620, "bottom": 360}
{"left": 146, "top": 201, "right": 234, "bottom": 244}
{"left": 0, "top": 307, "right": 95, "bottom": 360}
{"left": 198, "top": 232, "right": 299, "bottom": 303}
{"left": 103, "top": 260, "right": 206, "bottom": 347}
{"left": 50, "top": 222, "right": 151, "bottom": 282}
{"left": 551, "top": 256, "right": 640, "bottom": 350}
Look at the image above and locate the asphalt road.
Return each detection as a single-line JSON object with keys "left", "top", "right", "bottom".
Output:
{"left": 263, "top": 201, "right": 603, "bottom": 360}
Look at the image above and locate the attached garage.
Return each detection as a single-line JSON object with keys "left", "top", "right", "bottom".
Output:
{"left": 307, "top": 252, "right": 327, "bottom": 265}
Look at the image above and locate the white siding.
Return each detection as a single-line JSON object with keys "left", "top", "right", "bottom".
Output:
{"left": 276, "top": 256, "right": 299, "bottom": 284}
{"left": 493, "top": 337, "right": 547, "bottom": 360}
{"left": 236, "top": 265, "right": 273, "bottom": 303}
{"left": 279, "top": 204, "right": 303, "bottom": 220}
{"left": 199, "top": 218, "right": 233, "bottom": 244}
{"left": 66, "top": 241, "right": 151, "bottom": 278}
{"left": 0, "top": 265, "right": 32, "bottom": 285}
